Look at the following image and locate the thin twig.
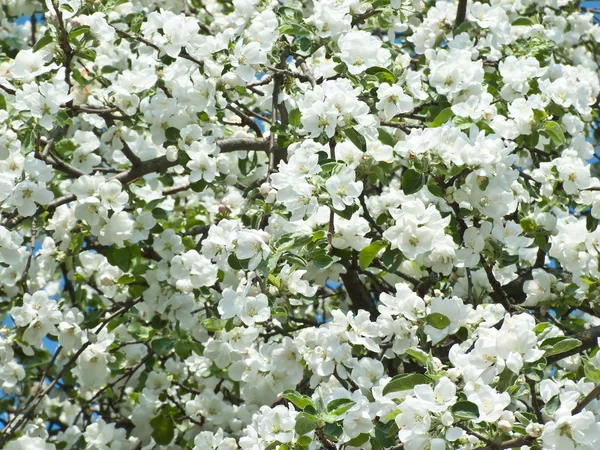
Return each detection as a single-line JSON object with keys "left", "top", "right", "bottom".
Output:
{"left": 21, "top": 221, "right": 37, "bottom": 294}
{"left": 572, "top": 383, "right": 600, "bottom": 415}
{"left": 527, "top": 378, "right": 544, "bottom": 424}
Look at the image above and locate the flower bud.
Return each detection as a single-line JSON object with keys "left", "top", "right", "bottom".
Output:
{"left": 447, "top": 368, "right": 461, "bottom": 382}
{"left": 498, "top": 420, "right": 512, "bottom": 433}
{"left": 441, "top": 411, "right": 454, "bottom": 426}
{"left": 166, "top": 146, "right": 178, "bottom": 162}
{"left": 526, "top": 422, "right": 543, "bottom": 437}
{"left": 260, "top": 182, "right": 272, "bottom": 195}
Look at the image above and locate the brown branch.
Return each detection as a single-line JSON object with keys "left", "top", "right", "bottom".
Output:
{"left": 481, "top": 257, "right": 511, "bottom": 310}
{"left": 455, "top": 0, "right": 468, "bottom": 27}
{"left": 527, "top": 379, "right": 544, "bottom": 424}
{"left": 20, "top": 220, "right": 37, "bottom": 294}
{"left": 51, "top": 0, "right": 74, "bottom": 105}
{"left": 546, "top": 325, "right": 600, "bottom": 364}
{"left": 480, "top": 435, "right": 535, "bottom": 450}
{"left": 4, "top": 136, "right": 270, "bottom": 230}
{"left": 296, "top": 59, "right": 316, "bottom": 88}
{"left": 359, "top": 193, "right": 384, "bottom": 236}
{"left": 225, "top": 104, "right": 263, "bottom": 137}
{"left": 247, "top": 75, "right": 273, "bottom": 88}
{"left": 573, "top": 383, "right": 600, "bottom": 414}
{"left": 30, "top": 14, "right": 37, "bottom": 47}
{"left": 163, "top": 184, "right": 191, "bottom": 196}
{"left": 46, "top": 148, "right": 86, "bottom": 178}
{"left": 340, "top": 264, "right": 377, "bottom": 318}
{"left": 119, "top": 137, "right": 142, "bottom": 166}
{"left": 316, "top": 427, "right": 337, "bottom": 450}
{"left": 216, "top": 137, "right": 270, "bottom": 153}
{"left": 351, "top": 8, "right": 380, "bottom": 26}
{"left": 0, "top": 83, "right": 16, "bottom": 95}
{"left": 114, "top": 27, "right": 203, "bottom": 67}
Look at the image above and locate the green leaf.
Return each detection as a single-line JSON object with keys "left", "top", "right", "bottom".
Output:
{"left": 454, "top": 21, "right": 473, "bottom": 35}
{"left": 279, "top": 23, "right": 311, "bottom": 36}
{"left": 151, "top": 338, "right": 174, "bottom": 355}
{"left": 533, "top": 109, "right": 547, "bottom": 122}
{"left": 451, "top": 401, "right": 480, "bottom": 420}
{"left": 118, "top": 274, "right": 135, "bottom": 284}
{"left": 405, "top": 348, "right": 428, "bottom": 365}
{"left": 0, "top": 94, "right": 5, "bottom": 111}
{"left": 382, "top": 373, "right": 430, "bottom": 396}
{"left": 332, "top": 203, "right": 357, "bottom": 220}
{"left": 544, "top": 121, "right": 565, "bottom": 145}
{"left": 520, "top": 217, "right": 536, "bottom": 233}
{"left": 333, "top": 62, "right": 347, "bottom": 74}
{"left": 201, "top": 318, "right": 227, "bottom": 332}
{"left": 378, "top": 128, "right": 396, "bottom": 146}
{"left": 584, "top": 360, "right": 600, "bottom": 383}
{"left": 130, "top": 13, "right": 145, "bottom": 33}
{"left": 512, "top": 17, "right": 534, "bottom": 26}
{"left": 289, "top": 108, "right": 301, "bottom": 128}
{"left": 312, "top": 251, "right": 334, "bottom": 269}
{"left": 374, "top": 421, "right": 397, "bottom": 448}
{"left": 165, "top": 127, "right": 180, "bottom": 143}
{"left": 401, "top": 169, "right": 424, "bottom": 195}
{"left": 358, "top": 241, "right": 388, "bottom": 270}
{"left": 271, "top": 306, "right": 287, "bottom": 317}
{"left": 281, "top": 390, "right": 315, "bottom": 410}
{"left": 174, "top": 341, "right": 192, "bottom": 359}
{"left": 33, "top": 32, "right": 53, "bottom": 52}
{"left": 426, "top": 177, "right": 444, "bottom": 197}
{"left": 101, "top": 66, "right": 119, "bottom": 74}
{"left": 365, "top": 66, "right": 395, "bottom": 84}
{"left": 430, "top": 107, "right": 454, "bottom": 128}
{"left": 346, "top": 433, "right": 370, "bottom": 447}
{"left": 295, "top": 412, "right": 318, "bottom": 435}
{"left": 190, "top": 180, "right": 208, "bottom": 192}
{"left": 293, "top": 36, "right": 314, "bottom": 57}
{"left": 21, "top": 130, "right": 35, "bottom": 152}
{"left": 544, "top": 394, "right": 560, "bottom": 416}
{"left": 77, "top": 48, "right": 96, "bottom": 62}
{"left": 344, "top": 128, "right": 367, "bottom": 152}
{"left": 326, "top": 398, "right": 356, "bottom": 415}
{"left": 544, "top": 337, "right": 582, "bottom": 357}
{"left": 55, "top": 139, "right": 76, "bottom": 155}
{"left": 106, "top": 246, "right": 133, "bottom": 272}
{"left": 323, "top": 422, "right": 343, "bottom": 441}
{"left": 496, "top": 368, "right": 517, "bottom": 392}
{"left": 277, "top": 233, "right": 313, "bottom": 251}
{"left": 151, "top": 413, "right": 174, "bottom": 445}
{"left": 425, "top": 312, "right": 451, "bottom": 329}
{"left": 227, "top": 254, "right": 243, "bottom": 271}
{"left": 297, "top": 435, "right": 312, "bottom": 447}
{"left": 533, "top": 322, "right": 553, "bottom": 335}
{"left": 69, "top": 25, "right": 90, "bottom": 39}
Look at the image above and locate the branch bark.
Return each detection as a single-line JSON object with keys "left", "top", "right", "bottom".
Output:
{"left": 546, "top": 325, "right": 600, "bottom": 364}
{"left": 455, "top": 0, "right": 468, "bottom": 27}
{"left": 573, "top": 383, "right": 600, "bottom": 414}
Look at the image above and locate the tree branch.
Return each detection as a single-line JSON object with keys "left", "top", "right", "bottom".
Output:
{"left": 573, "top": 383, "right": 600, "bottom": 414}
{"left": 546, "top": 325, "right": 600, "bottom": 364}
{"left": 455, "top": 0, "right": 468, "bottom": 27}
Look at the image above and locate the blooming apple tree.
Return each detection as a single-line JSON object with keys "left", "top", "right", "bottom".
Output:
{"left": 3, "top": 0, "right": 600, "bottom": 448}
